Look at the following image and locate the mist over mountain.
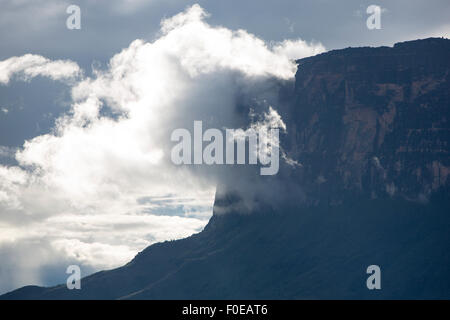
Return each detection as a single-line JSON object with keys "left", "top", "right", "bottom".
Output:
{"left": 2, "top": 38, "right": 449, "bottom": 300}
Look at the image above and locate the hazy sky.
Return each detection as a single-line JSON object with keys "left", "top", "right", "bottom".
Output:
{"left": 0, "top": 0, "right": 448, "bottom": 294}
{"left": 1, "top": 0, "right": 449, "bottom": 65}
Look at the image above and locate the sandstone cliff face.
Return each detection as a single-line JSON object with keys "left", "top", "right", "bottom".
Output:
{"left": 284, "top": 38, "right": 450, "bottom": 204}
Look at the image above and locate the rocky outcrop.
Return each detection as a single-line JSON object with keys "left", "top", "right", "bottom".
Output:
{"left": 281, "top": 38, "right": 450, "bottom": 205}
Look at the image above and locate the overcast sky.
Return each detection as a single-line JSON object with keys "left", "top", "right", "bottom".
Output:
{"left": 0, "top": 0, "right": 449, "bottom": 294}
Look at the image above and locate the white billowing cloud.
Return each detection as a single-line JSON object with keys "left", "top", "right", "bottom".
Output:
{"left": 273, "top": 39, "right": 326, "bottom": 60}
{"left": 0, "top": 166, "right": 28, "bottom": 211}
{"left": 0, "top": 4, "right": 324, "bottom": 293}
{"left": 0, "top": 212, "right": 206, "bottom": 271}
{"left": 158, "top": 5, "right": 321, "bottom": 79}
{"left": 0, "top": 54, "right": 81, "bottom": 84}
{"left": 229, "top": 107, "right": 286, "bottom": 159}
